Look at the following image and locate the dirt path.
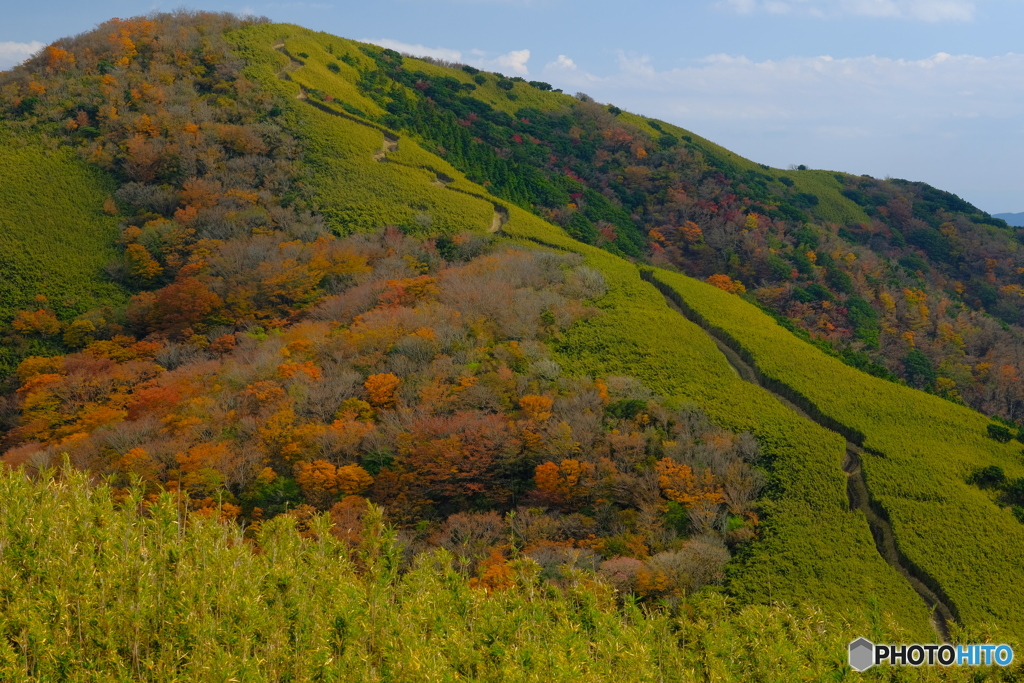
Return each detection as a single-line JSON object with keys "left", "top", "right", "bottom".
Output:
{"left": 843, "top": 449, "right": 954, "bottom": 640}
{"left": 271, "top": 40, "right": 508, "bottom": 237}
{"left": 272, "top": 43, "right": 304, "bottom": 81}
{"left": 374, "top": 133, "right": 399, "bottom": 162}
{"left": 642, "top": 270, "right": 955, "bottom": 643}
{"left": 489, "top": 205, "right": 508, "bottom": 234}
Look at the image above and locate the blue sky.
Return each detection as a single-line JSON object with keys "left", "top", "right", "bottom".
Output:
{"left": 2, "top": 0, "right": 1021, "bottom": 213}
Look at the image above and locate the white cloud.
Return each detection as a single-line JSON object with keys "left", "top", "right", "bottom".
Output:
{"left": 541, "top": 50, "right": 1024, "bottom": 210}
{"left": 542, "top": 50, "right": 1024, "bottom": 122}
{"left": 549, "top": 55, "right": 577, "bottom": 70}
{"left": 360, "top": 38, "right": 464, "bottom": 63}
{"left": 718, "top": 0, "right": 977, "bottom": 21}
{"left": 0, "top": 41, "right": 44, "bottom": 71}
{"left": 363, "top": 38, "right": 531, "bottom": 75}
{"left": 489, "top": 48, "right": 531, "bottom": 75}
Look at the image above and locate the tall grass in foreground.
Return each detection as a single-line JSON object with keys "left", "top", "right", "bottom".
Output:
{"left": 0, "top": 467, "right": 1016, "bottom": 682}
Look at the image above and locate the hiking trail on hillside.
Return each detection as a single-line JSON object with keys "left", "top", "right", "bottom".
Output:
{"left": 642, "top": 271, "right": 955, "bottom": 642}
{"left": 272, "top": 41, "right": 505, "bottom": 236}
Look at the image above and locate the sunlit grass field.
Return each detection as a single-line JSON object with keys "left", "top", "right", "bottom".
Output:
{"left": 648, "top": 266, "right": 1024, "bottom": 640}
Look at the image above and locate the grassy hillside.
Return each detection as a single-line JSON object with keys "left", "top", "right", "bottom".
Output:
{"left": 648, "top": 266, "right": 1024, "bottom": 639}
{"left": 234, "top": 24, "right": 1024, "bottom": 427}
{"left": 234, "top": 23, "right": 937, "bottom": 633}
{"left": 0, "top": 126, "right": 127, "bottom": 375}
{"left": 233, "top": 27, "right": 500, "bottom": 237}
{"left": 230, "top": 22, "right": 1024, "bottom": 640}
{"left": 1, "top": 14, "right": 1022, "bottom": 676}
{"left": 498, "top": 209, "right": 935, "bottom": 636}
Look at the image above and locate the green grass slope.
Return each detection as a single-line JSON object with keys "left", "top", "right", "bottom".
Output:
{"left": 231, "top": 22, "right": 934, "bottom": 636}
{"left": 244, "top": 24, "right": 874, "bottom": 232}
{"left": 502, "top": 207, "right": 933, "bottom": 638}
{"left": 235, "top": 25, "right": 498, "bottom": 237}
{"left": 648, "top": 267, "right": 1024, "bottom": 640}
{"left": 0, "top": 126, "right": 128, "bottom": 374}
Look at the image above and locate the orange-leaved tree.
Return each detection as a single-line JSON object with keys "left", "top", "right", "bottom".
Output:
{"left": 294, "top": 459, "right": 340, "bottom": 508}
{"left": 469, "top": 548, "right": 515, "bottom": 592}
{"left": 655, "top": 458, "right": 725, "bottom": 508}
{"left": 378, "top": 275, "right": 439, "bottom": 307}
{"left": 706, "top": 274, "right": 746, "bottom": 295}
{"left": 519, "top": 395, "right": 553, "bottom": 422}
{"left": 335, "top": 464, "right": 373, "bottom": 496}
{"left": 364, "top": 373, "right": 400, "bottom": 408}
{"left": 534, "top": 459, "right": 594, "bottom": 509}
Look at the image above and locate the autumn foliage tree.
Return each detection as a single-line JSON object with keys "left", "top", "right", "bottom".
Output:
{"left": 124, "top": 244, "right": 163, "bottom": 285}
{"left": 294, "top": 460, "right": 371, "bottom": 508}
{"left": 364, "top": 373, "right": 400, "bottom": 408}
{"left": 144, "top": 278, "right": 223, "bottom": 333}
{"left": 519, "top": 395, "right": 554, "bottom": 422}
{"left": 706, "top": 274, "right": 746, "bottom": 295}
{"left": 656, "top": 458, "right": 725, "bottom": 509}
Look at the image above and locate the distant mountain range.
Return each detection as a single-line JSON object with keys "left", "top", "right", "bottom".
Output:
{"left": 994, "top": 212, "right": 1024, "bottom": 227}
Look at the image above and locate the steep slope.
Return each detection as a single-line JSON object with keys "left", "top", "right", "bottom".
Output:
{"left": 233, "top": 24, "right": 962, "bottom": 638}
{"left": 648, "top": 267, "right": 1024, "bottom": 637}
{"left": 239, "top": 29, "right": 1024, "bottom": 422}
{"left": 500, "top": 209, "right": 934, "bottom": 638}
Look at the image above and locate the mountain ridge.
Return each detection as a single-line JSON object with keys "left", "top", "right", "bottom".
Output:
{"left": 274, "top": 35, "right": 1024, "bottom": 422}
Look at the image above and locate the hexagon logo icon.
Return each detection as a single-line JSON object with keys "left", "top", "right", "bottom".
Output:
{"left": 849, "top": 638, "right": 875, "bottom": 672}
